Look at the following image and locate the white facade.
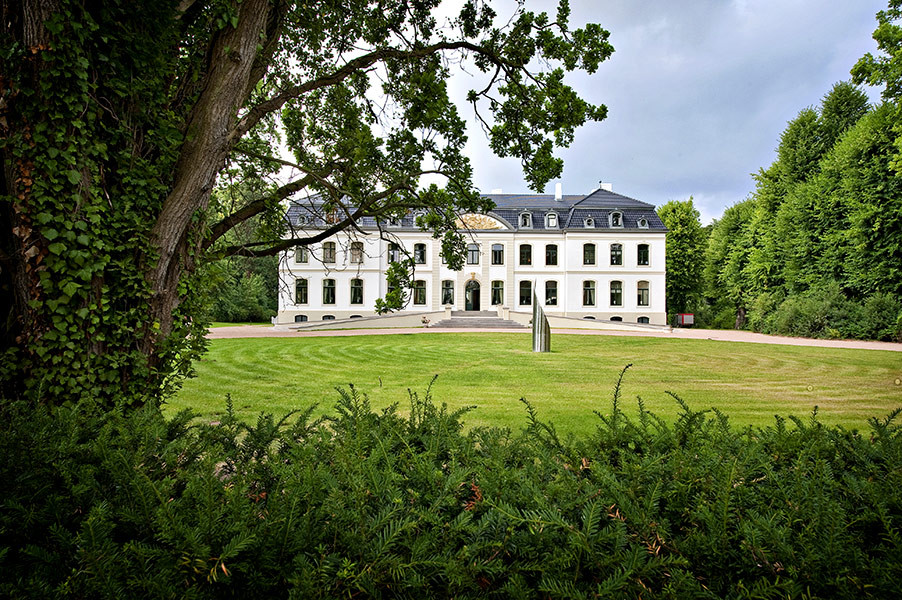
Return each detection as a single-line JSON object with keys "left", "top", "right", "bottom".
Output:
{"left": 277, "top": 190, "right": 667, "bottom": 325}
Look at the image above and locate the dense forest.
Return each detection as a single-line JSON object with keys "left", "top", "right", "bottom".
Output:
{"left": 658, "top": 81, "right": 902, "bottom": 342}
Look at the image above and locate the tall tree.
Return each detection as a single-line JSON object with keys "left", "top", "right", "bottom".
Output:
{"left": 657, "top": 198, "right": 705, "bottom": 316}
{"left": 853, "top": 0, "right": 902, "bottom": 171}
{"left": 703, "top": 199, "right": 756, "bottom": 328}
{"left": 0, "top": 0, "right": 613, "bottom": 405}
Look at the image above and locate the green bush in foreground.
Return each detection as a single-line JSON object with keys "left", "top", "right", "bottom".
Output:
{"left": 2, "top": 369, "right": 901, "bottom": 598}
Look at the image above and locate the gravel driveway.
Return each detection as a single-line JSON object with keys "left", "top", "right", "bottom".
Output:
{"left": 207, "top": 325, "right": 902, "bottom": 351}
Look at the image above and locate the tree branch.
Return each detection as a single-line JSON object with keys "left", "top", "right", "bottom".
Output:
{"left": 231, "top": 40, "right": 514, "bottom": 141}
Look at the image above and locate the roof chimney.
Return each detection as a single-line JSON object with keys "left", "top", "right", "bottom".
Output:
{"left": 554, "top": 182, "right": 562, "bottom": 201}
{"left": 599, "top": 181, "right": 613, "bottom": 192}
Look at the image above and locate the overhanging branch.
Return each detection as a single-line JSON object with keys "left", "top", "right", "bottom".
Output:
{"left": 231, "top": 40, "right": 516, "bottom": 142}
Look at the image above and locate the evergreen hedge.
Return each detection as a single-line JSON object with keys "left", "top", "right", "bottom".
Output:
{"left": 3, "top": 369, "right": 901, "bottom": 598}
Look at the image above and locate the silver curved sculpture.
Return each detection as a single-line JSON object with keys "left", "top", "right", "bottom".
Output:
{"left": 532, "top": 285, "right": 551, "bottom": 352}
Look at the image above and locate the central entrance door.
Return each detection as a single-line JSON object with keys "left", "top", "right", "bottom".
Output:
{"left": 465, "top": 280, "right": 481, "bottom": 311}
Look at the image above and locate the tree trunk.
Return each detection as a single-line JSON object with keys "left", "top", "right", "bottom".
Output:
{"left": 143, "top": 0, "right": 270, "bottom": 365}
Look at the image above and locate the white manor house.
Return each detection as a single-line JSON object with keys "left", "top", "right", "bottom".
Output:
{"left": 276, "top": 184, "right": 667, "bottom": 326}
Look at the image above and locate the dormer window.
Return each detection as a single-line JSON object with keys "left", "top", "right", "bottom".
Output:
{"left": 545, "top": 212, "right": 558, "bottom": 228}
{"left": 519, "top": 212, "right": 532, "bottom": 228}
{"left": 638, "top": 217, "right": 649, "bottom": 229}
{"left": 610, "top": 211, "right": 623, "bottom": 228}
{"left": 388, "top": 216, "right": 401, "bottom": 227}
{"left": 584, "top": 217, "right": 595, "bottom": 228}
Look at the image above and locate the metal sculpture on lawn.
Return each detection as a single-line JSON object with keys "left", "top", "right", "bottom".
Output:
{"left": 532, "top": 286, "right": 551, "bottom": 352}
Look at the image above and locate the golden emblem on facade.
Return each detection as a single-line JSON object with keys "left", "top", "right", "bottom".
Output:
{"left": 455, "top": 213, "right": 502, "bottom": 230}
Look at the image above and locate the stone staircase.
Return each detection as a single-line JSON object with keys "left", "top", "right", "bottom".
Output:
{"left": 429, "top": 311, "right": 528, "bottom": 329}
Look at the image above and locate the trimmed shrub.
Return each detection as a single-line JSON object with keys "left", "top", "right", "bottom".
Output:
{"left": 2, "top": 373, "right": 901, "bottom": 598}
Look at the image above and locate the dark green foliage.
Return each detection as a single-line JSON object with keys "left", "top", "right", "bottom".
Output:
{"left": 206, "top": 256, "right": 278, "bottom": 323}
{"left": 756, "top": 283, "right": 902, "bottom": 341}
{"left": 3, "top": 374, "right": 902, "bottom": 598}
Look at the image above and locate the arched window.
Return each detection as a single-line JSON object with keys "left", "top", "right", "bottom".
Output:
{"left": 350, "top": 278, "right": 364, "bottom": 305}
{"left": 637, "top": 244, "right": 649, "bottom": 266}
{"left": 294, "top": 314, "right": 307, "bottom": 323}
{"left": 583, "top": 315, "right": 596, "bottom": 320}
{"left": 491, "top": 281, "right": 504, "bottom": 305}
{"left": 583, "top": 243, "right": 596, "bottom": 265}
{"left": 350, "top": 315, "right": 363, "bottom": 319}
{"left": 545, "top": 212, "right": 558, "bottom": 228}
{"left": 638, "top": 218, "right": 649, "bottom": 229}
{"left": 322, "top": 242, "right": 336, "bottom": 263}
{"left": 414, "top": 243, "right": 426, "bottom": 264}
{"left": 610, "top": 281, "right": 622, "bottom": 306}
{"left": 637, "top": 316, "right": 650, "bottom": 324}
{"left": 322, "top": 279, "right": 336, "bottom": 304}
{"left": 583, "top": 280, "right": 596, "bottom": 306}
{"left": 610, "top": 243, "right": 622, "bottom": 266}
{"left": 491, "top": 243, "right": 504, "bottom": 265}
{"left": 388, "top": 242, "right": 401, "bottom": 263}
{"left": 466, "top": 243, "right": 479, "bottom": 265}
{"left": 637, "top": 281, "right": 649, "bottom": 307}
{"left": 519, "top": 281, "right": 532, "bottom": 305}
{"left": 584, "top": 217, "right": 595, "bottom": 228}
{"left": 519, "top": 244, "right": 532, "bottom": 265}
{"left": 545, "top": 280, "right": 557, "bottom": 306}
{"left": 519, "top": 212, "right": 532, "bottom": 228}
{"left": 545, "top": 244, "right": 558, "bottom": 266}
{"left": 294, "top": 246, "right": 308, "bottom": 264}
{"left": 610, "top": 316, "right": 623, "bottom": 322}
{"left": 322, "top": 315, "right": 336, "bottom": 320}
{"left": 413, "top": 280, "right": 426, "bottom": 305}
{"left": 295, "top": 278, "right": 308, "bottom": 304}
{"left": 441, "top": 280, "right": 454, "bottom": 305}
{"left": 350, "top": 241, "right": 364, "bottom": 264}
{"left": 610, "top": 211, "right": 623, "bottom": 228}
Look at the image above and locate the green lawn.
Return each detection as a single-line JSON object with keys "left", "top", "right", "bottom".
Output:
{"left": 169, "top": 333, "right": 902, "bottom": 436}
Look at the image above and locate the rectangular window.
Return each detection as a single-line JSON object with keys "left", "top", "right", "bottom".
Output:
{"left": 610, "top": 281, "right": 622, "bottom": 307}
{"left": 322, "top": 279, "right": 336, "bottom": 304}
{"left": 520, "top": 244, "right": 532, "bottom": 266}
{"left": 545, "top": 281, "right": 557, "bottom": 306}
{"left": 583, "top": 243, "right": 595, "bottom": 265}
{"left": 545, "top": 244, "right": 558, "bottom": 266}
{"left": 467, "top": 243, "right": 479, "bottom": 265}
{"left": 294, "top": 246, "right": 308, "bottom": 264}
{"left": 519, "top": 281, "right": 532, "bottom": 305}
{"left": 491, "top": 281, "right": 504, "bottom": 305}
{"left": 637, "top": 244, "right": 649, "bottom": 266}
{"left": 323, "top": 242, "right": 336, "bottom": 264}
{"left": 583, "top": 280, "right": 596, "bottom": 306}
{"left": 491, "top": 244, "right": 504, "bottom": 265}
{"left": 350, "top": 278, "right": 363, "bottom": 305}
{"left": 610, "top": 243, "right": 622, "bottom": 266}
{"left": 350, "top": 242, "right": 364, "bottom": 264}
{"left": 637, "top": 281, "right": 649, "bottom": 307}
{"left": 414, "top": 243, "right": 426, "bottom": 264}
{"left": 441, "top": 280, "right": 454, "bottom": 305}
{"left": 388, "top": 242, "right": 400, "bottom": 263}
{"left": 413, "top": 280, "right": 426, "bottom": 305}
{"left": 295, "top": 279, "right": 308, "bottom": 304}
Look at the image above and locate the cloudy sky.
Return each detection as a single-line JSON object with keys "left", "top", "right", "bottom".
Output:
{"left": 450, "top": 0, "right": 887, "bottom": 223}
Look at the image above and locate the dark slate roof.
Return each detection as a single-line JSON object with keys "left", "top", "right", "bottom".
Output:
{"left": 286, "top": 189, "right": 666, "bottom": 232}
